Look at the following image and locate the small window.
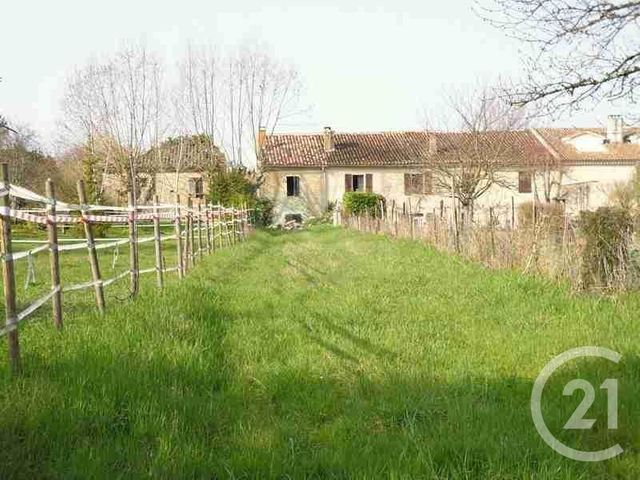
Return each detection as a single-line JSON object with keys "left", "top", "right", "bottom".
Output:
{"left": 405, "top": 173, "right": 422, "bottom": 195}
{"left": 352, "top": 175, "right": 365, "bottom": 192}
{"left": 518, "top": 171, "right": 532, "bottom": 194}
{"left": 286, "top": 176, "right": 300, "bottom": 196}
{"left": 344, "top": 174, "right": 372, "bottom": 192}
{"left": 404, "top": 172, "right": 433, "bottom": 195}
{"left": 194, "top": 178, "right": 204, "bottom": 198}
{"left": 187, "top": 178, "right": 204, "bottom": 198}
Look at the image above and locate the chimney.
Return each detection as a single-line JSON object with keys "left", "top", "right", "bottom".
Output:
{"left": 323, "top": 126, "right": 335, "bottom": 152}
{"left": 258, "top": 126, "right": 267, "bottom": 150}
{"left": 428, "top": 135, "right": 437, "bottom": 155}
{"left": 606, "top": 115, "right": 624, "bottom": 144}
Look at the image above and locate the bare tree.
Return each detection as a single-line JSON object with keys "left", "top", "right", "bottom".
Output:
{"left": 423, "top": 84, "right": 530, "bottom": 219}
{"left": 221, "top": 43, "right": 305, "bottom": 166}
{"left": 479, "top": 0, "right": 640, "bottom": 113}
{"left": 0, "top": 122, "right": 56, "bottom": 194}
{"left": 534, "top": 155, "right": 565, "bottom": 203}
{"left": 0, "top": 116, "right": 17, "bottom": 134}
{"left": 242, "top": 45, "right": 305, "bottom": 158}
{"left": 174, "top": 46, "right": 221, "bottom": 158}
{"left": 60, "top": 45, "right": 165, "bottom": 204}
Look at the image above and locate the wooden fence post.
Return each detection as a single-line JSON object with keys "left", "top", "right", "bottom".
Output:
{"left": 1, "top": 164, "right": 21, "bottom": 373}
{"left": 174, "top": 195, "right": 185, "bottom": 279}
{"left": 392, "top": 200, "right": 398, "bottom": 237}
{"left": 187, "top": 196, "right": 194, "bottom": 269}
{"left": 197, "top": 203, "right": 203, "bottom": 260}
{"left": 128, "top": 192, "right": 139, "bottom": 297}
{"left": 218, "top": 206, "right": 224, "bottom": 249}
{"left": 232, "top": 208, "right": 237, "bottom": 244}
{"left": 77, "top": 180, "right": 105, "bottom": 313}
{"left": 239, "top": 203, "right": 245, "bottom": 240}
{"left": 409, "top": 200, "right": 415, "bottom": 240}
{"left": 214, "top": 203, "right": 216, "bottom": 251}
{"left": 46, "top": 179, "right": 62, "bottom": 329}
{"left": 489, "top": 206, "right": 496, "bottom": 258}
{"left": 153, "top": 194, "right": 164, "bottom": 289}
{"left": 205, "top": 203, "right": 212, "bottom": 253}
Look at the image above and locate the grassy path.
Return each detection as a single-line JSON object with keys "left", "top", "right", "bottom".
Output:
{"left": 1, "top": 226, "right": 640, "bottom": 478}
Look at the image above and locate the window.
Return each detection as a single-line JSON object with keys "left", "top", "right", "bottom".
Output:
{"left": 188, "top": 177, "right": 205, "bottom": 199}
{"left": 518, "top": 171, "right": 532, "bottom": 194}
{"left": 404, "top": 172, "right": 433, "bottom": 195}
{"left": 352, "top": 175, "right": 365, "bottom": 192}
{"left": 286, "top": 176, "right": 300, "bottom": 196}
{"left": 345, "top": 174, "right": 373, "bottom": 192}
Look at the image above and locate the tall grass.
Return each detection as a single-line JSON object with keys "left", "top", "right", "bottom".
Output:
{"left": 343, "top": 206, "right": 638, "bottom": 292}
{"left": 1, "top": 227, "right": 640, "bottom": 478}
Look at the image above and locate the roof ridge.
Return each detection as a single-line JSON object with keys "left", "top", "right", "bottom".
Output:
{"left": 269, "top": 130, "right": 430, "bottom": 137}
{"left": 529, "top": 128, "right": 561, "bottom": 160}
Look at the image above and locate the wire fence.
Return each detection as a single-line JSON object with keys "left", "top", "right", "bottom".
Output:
{"left": 336, "top": 199, "right": 592, "bottom": 289}
{"left": 0, "top": 163, "right": 252, "bottom": 374}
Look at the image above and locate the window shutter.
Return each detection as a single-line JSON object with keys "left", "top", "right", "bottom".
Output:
{"left": 518, "top": 172, "right": 532, "bottom": 193}
{"left": 365, "top": 174, "right": 373, "bottom": 193}
{"left": 423, "top": 171, "right": 433, "bottom": 195}
{"left": 345, "top": 174, "right": 352, "bottom": 192}
{"left": 404, "top": 174, "right": 411, "bottom": 194}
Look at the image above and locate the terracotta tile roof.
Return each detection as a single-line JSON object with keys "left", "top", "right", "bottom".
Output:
{"left": 260, "top": 128, "right": 640, "bottom": 169}
{"left": 261, "top": 131, "right": 431, "bottom": 168}
{"left": 536, "top": 128, "right": 640, "bottom": 165}
{"left": 430, "top": 130, "right": 552, "bottom": 166}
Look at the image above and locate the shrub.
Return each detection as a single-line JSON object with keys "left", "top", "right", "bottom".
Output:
{"left": 343, "top": 192, "right": 385, "bottom": 217}
{"left": 580, "top": 207, "right": 633, "bottom": 289}
{"left": 208, "top": 168, "right": 255, "bottom": 206}
{"left": 253, "top": 197, "right": 274, "bottom": 227}
{"left": 70, "top": 222, "right": 112, "bottom": 239}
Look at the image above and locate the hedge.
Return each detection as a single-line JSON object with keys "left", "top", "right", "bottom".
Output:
{"left": 343, "top": 192, "right": 385, "bottom": 217}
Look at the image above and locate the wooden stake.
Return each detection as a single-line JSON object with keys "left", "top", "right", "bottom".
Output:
{"left": 77, "top": 180, "right": 105, "bottom": 313}
{"left": 392, "top": 200, "right": 398, "bottom": 237}
{"left": 187, "top": 196, "right": 194, "bottom": 269}
{"left": 205, "top": 203, "right": 212, "bottom": 253}
{"left": 46, "top": 179, "right": 62, "bottom": 329}
{"left": 174, "top": 195, "right": 184, "bottom": 279}
{"left": 218, "top": 207, "right": 224, "bottom": 249}
{"left": 231, "top": 208, "right": 237, "bottom": 244}
{"left": 152, "top": 194, "right": 164, "bottom": 289}
{"left": 127, "top": 192, "right": 138, "bottom": 297}
{"left": 1, "top": 164, "right": 20, "bottom": 373}
{"left": 409, "top": 200, "right": 415, "bottom": 240}
{"left": 197, "top": 203, "right": 203, "bottom": 260}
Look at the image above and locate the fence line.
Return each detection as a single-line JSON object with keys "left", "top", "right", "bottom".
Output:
{"left": 0, "top": 165, "right": 252, "bottom": 374}
{"left": 337, "top": 200, "right": 584, "bottom": 288}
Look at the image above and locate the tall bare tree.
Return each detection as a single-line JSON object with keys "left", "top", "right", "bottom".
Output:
{"left": 479, "top": 0, "right": 640, "bottom": 113}
{"left": 60, "top": 45, "right": 165, "bottom": 204}
{"left": 423, "top": 84, "right": 530, "bottom": 219}
{"left": 221, "top": 43, "right": 305, "bottom": 166}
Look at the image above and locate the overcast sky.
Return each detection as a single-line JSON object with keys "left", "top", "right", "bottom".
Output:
{"left": 0, "top": 0, "right": 628, "bottom": 152}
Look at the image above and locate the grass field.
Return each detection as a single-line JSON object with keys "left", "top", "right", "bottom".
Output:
{"left": 1, "top": 226, "right": 640, "bottom": 479}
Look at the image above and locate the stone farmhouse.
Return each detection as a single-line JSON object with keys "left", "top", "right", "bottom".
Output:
{"left": 258, "top": 116, "right": 640, "bottom": 224}
{"left": 102, "top": 136, "right": 226, "bottom": 206}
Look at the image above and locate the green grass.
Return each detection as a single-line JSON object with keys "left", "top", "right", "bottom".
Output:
{"left": 1, "top": 226, "right": 640, "bottom": 478}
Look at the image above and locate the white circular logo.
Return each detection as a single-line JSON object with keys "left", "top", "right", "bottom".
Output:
{"left": 531, "top": 346, "right": 623, "bottom": 462}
